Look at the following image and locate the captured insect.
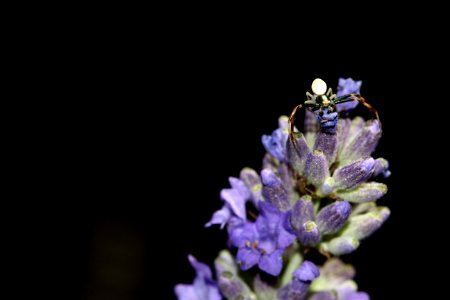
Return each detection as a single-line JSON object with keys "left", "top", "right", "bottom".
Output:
{"left": 288, "top": 78, "right": 380, "bottom": 138}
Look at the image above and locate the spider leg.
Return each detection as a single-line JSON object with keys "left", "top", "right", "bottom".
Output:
{"left": 334, "top": 94, "right": 381, "bottom": 128}
{"left": 306, "top": 91, "right": 313, "bottom": 101}
{"left": 326, "top": 87, "right": 333, "bottom": 98}
{"left": 288, "top": 104, "right": 303, "bottom": 138}
{"left": 358, "top": 96, "right": 381, "bottom": 129}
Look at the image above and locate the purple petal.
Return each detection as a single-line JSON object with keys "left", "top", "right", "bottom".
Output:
{"left": 261, "top": 169, "right": 290, "bottom": 211}
{"left": 337, "top": 78, "right": 362, "bottom": 97}
{"left": 257, "top": 239, "right": 277, "bottom": 254}
{"left": 262, "top": 127, "right": 288, "bottom": 162}
{"left": 304, "top": 150, "right": 330, "bottom": 188}
{"left": 205, "top": 205, "right": 231, "bottom": 228}
{"left": 174, "top": 284, "right": 198, "bottom": 300}
{"left": 373, "top": 158, "right": 390, "bottom": 178}
{"left": 207, "top": 287, "right": 222, "bottom": 300}
{"left": 254, "top": 202, "right": 295, "bottom": 251}
{"left": 256, "top": 201, "right": 281, "bottom": 236}
{"left": 229, "top": 177, "right": 251, "bottom": 200}
{"left": 175, "top": 256, "right": 221, "bottom": 300}
{"left": 316, "top": 201, "right": 352, "bottom": 235}
{"left": 258, "top": 249, "right": 284, "bottom": 276}
{"left": 221, "top": 188, "right": 247, "bottom": 220}
{"left": 333, "top": 158, "right": 375, "bottom": 190}
{"left": 236, "top": 247, "right": 260, "bottom": 271}
{"left": 188, "top": 255, "right": 212, "bottom": 280}
{"left": 293, "top": 260, "right": 320, "bottom": 282}
{"left": 277, "top": 213, "right": 296, "bottom": 248}
{"left": 229, "top": 222, "right": 257, "bottom": 248}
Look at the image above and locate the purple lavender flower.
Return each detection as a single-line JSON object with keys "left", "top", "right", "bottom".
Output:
{"left": 174, "top": 255, "right": 221, "bottom": 300}
{"left": 278, "top": 260, "right": 320, "bottom": 300}
{"left": 206, "top": 169, "right": 262, "bottom": 228}
{"left": 229, "top": 201, "right": 296, "bottom": 276}
{"left": 336, "top": 78, "right": 362, "bottom": 112}
{"left": 262, "top": 116, "right": 289, "bottom": 162}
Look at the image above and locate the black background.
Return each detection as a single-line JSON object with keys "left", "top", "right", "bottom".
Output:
{"left": 57, "top": 31, "right": 438, "bottom": 300}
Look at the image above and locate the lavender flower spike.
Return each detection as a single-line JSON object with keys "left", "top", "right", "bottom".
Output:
{"left": 183, "top": 78, "right": 391, "bottom": 300}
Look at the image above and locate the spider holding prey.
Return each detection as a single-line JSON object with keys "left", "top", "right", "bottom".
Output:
{"left": 288, "top": 78, "right": 381, "bottom": 137}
